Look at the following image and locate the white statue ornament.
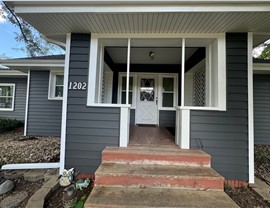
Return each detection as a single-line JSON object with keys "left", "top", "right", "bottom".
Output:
{"left": 59, "top": 168, "right": 75, "bottom": 187}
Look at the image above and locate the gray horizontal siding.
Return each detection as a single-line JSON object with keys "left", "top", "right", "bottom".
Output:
{"left": 27, "top": 71, "right": 62, "bottom": 136}
{"left": 65, "top": 34, "right": 120, "bottom": 174}
{"left": 130, "top": 109, "right": 135, "bottom": 125}
{"left": 254, "top": 75, "right": 270, "bottom": 145}
{"left": 159, "top": 110, "right": 176, "bottom": 127}
{"left": 0, "top": 77, "right": 27, "bottom": 121}
{"left": 190, "top": 33, "right": 249, "bottom": 181}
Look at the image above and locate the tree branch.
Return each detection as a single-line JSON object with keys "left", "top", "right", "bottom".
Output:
{"left": 2, "top": 2, "right": 29, "bottom": 42}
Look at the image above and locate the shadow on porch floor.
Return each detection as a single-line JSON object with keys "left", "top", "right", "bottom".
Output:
{"left": 129, "top": 125, "right": 178, "bottom": 148}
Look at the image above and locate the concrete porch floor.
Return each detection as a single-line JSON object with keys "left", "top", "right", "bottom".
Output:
{"left": 129, "top": 125, "right": 178, "bottom": 148}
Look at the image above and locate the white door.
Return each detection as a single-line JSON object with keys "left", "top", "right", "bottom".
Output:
{"left": 136, "top": 75, "right": 158, "bottom": 125}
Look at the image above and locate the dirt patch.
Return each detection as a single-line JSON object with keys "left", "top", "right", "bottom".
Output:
{"left": 225, "top": 186, "right": 270, "bottom": 208}
{"left": 0, "top": 175, "right": 44, "bottom": 207}
{"left": 0, "top": 131, "right": 60, "bottom": 166}
{"left": 44, "top": 178, "right": 94, "bottom": 208}
{"left": 255, "top": 144, "right": 270, "bottom": 180}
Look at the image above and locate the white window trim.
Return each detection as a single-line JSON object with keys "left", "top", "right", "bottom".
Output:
{"left": 48, "top": 70, "right": 64, "bottom": 100}
{"left": 118, "top": 73, "right": 137, "bottom": 109}
{"left": 0, "top": 83, "right": 16, "bottom": 111}
{"left": 158, "top": 74, "right": 178, "bottom": 111}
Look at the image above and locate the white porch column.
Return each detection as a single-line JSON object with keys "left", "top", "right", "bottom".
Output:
{"left": 176, "top": 107, "right": 190, "bottom": 149}
{"left": 120, "top": 106, "right": 130, "bottom": 147}
{"left": 126, "top": 38, "right": 131, "bottom": 104}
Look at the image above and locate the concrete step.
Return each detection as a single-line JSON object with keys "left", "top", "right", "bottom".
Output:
{"left": 102, "top": 146, "right": 211, "bottom": 167}
{"left": 95, "top": 163, "right": 224, "bottom": 190}
{"left": 85, "top": 186, "right": 239, "bottom": 208}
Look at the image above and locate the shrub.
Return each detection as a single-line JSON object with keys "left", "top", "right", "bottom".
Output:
{"left": 0, "top": 118, "right": 24, "bottom": 132}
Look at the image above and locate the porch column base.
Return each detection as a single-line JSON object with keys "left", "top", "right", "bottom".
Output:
{"left": 119, "top": 106, "right": 131, "bottom": 147}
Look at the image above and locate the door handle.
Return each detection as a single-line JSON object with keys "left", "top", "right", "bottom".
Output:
{"left": 156, "top": 97, "right": 158, "bottom": 105}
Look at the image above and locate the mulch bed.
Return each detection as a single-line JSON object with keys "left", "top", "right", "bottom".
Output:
{"left": 0, "top": 130, "right": 60, "bottom": 166}
{"left": 225, "top": 186, "right": 270, "bottom": 208}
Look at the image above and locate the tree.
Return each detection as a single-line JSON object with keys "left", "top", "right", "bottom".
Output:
{"left": 258, "top": 44, "right": 270, "bottom": 59}
{"left": 1, "top": 2, "right": 63, "bottom": 57}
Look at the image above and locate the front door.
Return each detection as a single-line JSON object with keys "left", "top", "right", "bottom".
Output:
{"left": 136, "top": 75, "right": 158, "bottom": 125}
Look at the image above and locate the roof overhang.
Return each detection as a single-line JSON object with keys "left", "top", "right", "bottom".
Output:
{"left": 253, "top": 62, "right": 270, "bottom": 74}
{"left": 0, "top": 70, "right": 27, "bottom": 77}
{"left": 0, "top": 59, "right": 65, "bottom": 72}
{"left": 4, "top": 0, "right": 270, "bottom": 45}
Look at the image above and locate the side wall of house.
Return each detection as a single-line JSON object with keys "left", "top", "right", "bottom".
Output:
{"left": 65, "top": 34, "right": 120, "bottom": 173}
{"left": 190, "top": 33, "right": 249, "bottom": 181}
{"left": 0, "top": 77, "right": 27, "bottom": 121}
{"left": 254, "top": 74, "right": 270, "bottom": 145}
{"left": 27, "top": 71, "right": 62, "bottom": 136}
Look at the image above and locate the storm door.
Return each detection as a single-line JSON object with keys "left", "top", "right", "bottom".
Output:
{"left": 136, "top": 75, "right": 158, "bottom": 125}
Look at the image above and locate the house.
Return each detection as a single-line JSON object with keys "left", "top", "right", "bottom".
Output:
{"left": 253, "top": 59, "right": 270, "bottom": 145}
{"left": 0, "top": 55, "right": 65, "bottom": 136}
{"left": 0, "top": 67, "right": 27, "bottom": 121}
{"left": 2, "top": 0, "right": 270, "bottom": 186}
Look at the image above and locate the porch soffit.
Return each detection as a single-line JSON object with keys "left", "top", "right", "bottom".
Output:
{"left": 16, "top": 12, "right": 270, "bottom": 44}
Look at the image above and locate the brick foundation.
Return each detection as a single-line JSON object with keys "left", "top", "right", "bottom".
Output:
{"left": 224, "top": 180, "right": 248, "bottom": 188}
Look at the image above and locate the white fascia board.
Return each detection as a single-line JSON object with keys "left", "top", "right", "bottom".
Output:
{"left": 0, "top": 70, "right": 27, "bottom": 76}
{"left": 0, "top": 60, "right": 64, "bottom": 67}
{"left": 253, "top": 63, "right": 270, "bottom": 72}
{"left": 14, "top": 2, "right": 270, "bottom": 14}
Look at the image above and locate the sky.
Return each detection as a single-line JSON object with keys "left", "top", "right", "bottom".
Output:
{"left": 0, "top": 4, "right": 28, "bottom": 58}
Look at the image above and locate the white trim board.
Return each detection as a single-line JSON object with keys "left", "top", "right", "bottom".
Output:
{"left": 1, "top": 163, "right": 60, "bottom": 170}
{"left": 248, "top": 32, "right": 254, "bottom": 184}
{"left": 59, "top": 33, "right": 71, "bottom": 174}
{"left": 24, "top": 70, "right": 30, "bottom": 136}
{"left": 0, "top": 70, "right": 27, "bottom": 76}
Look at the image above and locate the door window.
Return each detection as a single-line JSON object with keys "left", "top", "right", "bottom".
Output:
{"left": 140, "top": 79, "right": 155, "bottom": 101}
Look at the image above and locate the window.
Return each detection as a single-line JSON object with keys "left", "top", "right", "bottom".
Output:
{"left": 0, "top": 84, "right": 15, "bottom": 111}
{"left": 162, "top": 77, "right": 174, "bottom": 107}
{"left": 121, "top": 76, "right": 133, "bottom": 105}
{"left": 49, "top": 71, "right": 64, "bottom": 100}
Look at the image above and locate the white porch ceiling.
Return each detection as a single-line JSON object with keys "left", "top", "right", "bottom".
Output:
{"left": 18, "top": 12, "right": 270, "bottom": 45}
{"left": 106, "top": 47, "right": 198, "bottom": 64}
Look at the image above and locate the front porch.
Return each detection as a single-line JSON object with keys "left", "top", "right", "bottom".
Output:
{"left": 129, "top": 125, "right": 177, "bottom": 147}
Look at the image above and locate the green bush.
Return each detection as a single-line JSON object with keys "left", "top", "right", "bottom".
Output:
{"left": 0, "top": 119, "right": 24, "bottom": 132}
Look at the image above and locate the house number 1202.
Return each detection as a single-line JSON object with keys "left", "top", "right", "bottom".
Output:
{"left": 68, "top": 82, "right": 87, "bottom": 90}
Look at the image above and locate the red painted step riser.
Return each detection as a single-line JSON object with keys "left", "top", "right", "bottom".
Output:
{"left": 95, "top": 175, "right": 224, "bottom": 190}
{"left": 102, "top": 152, "right": 210, "bottom": 167}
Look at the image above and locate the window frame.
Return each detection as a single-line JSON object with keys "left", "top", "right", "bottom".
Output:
{"left": 118, "top": 73, "right": 137, "bottom": 109}
{"left": 0, "top": 83, "right": 16, "bottom": 111}
{"left": 158, "top": 74, "right": 178, "bottom": 111}
{"left": 48, "top": 70, "right": 64, "bottom": 100}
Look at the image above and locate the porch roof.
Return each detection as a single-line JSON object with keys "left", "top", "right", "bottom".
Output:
{"left": 4, "top": 0, "right": 270, "bottom": 45}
